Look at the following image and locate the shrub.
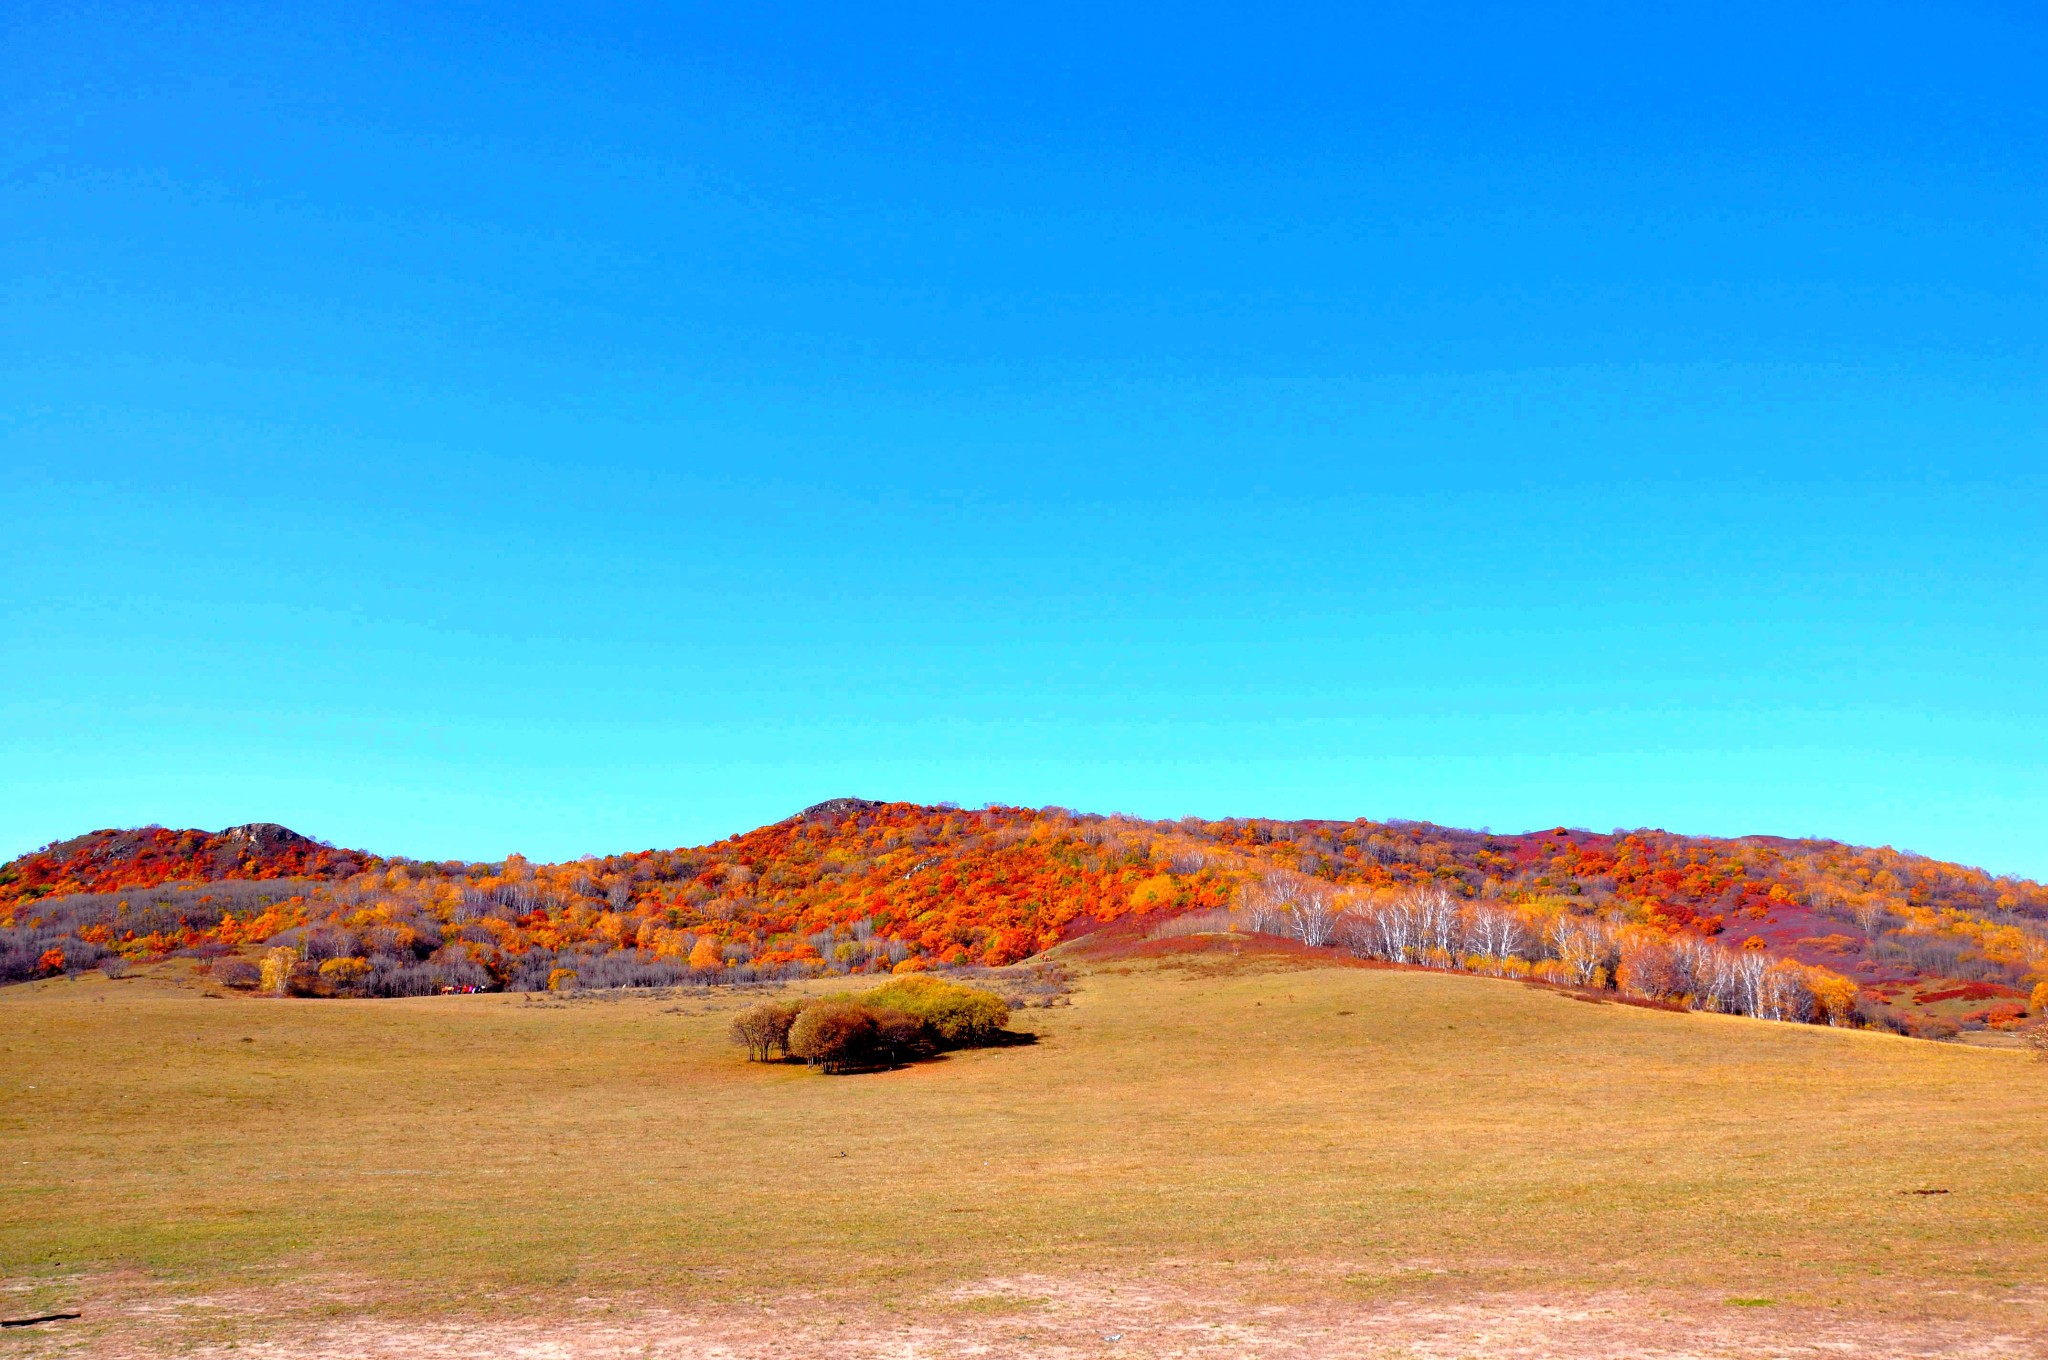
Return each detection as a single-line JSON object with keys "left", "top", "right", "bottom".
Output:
{"left": 864, "top": 975, "right": 1009, "bottom": 1045}
{"left": 760, "top": 976, "right": 1011, "bottom": 1074}
{"left": 730, "top": 1000, "right": 802, "bottom": 1061}
{"left": 1918, "top": 1014, "right": 1962, "bottom": 1041}
{"left": 787, "top": 1000, "right": 928, "bottom": 1073}
{"left": 212, "top": 958, "right": 260, "bottom": 989}
{"left": 318, "top": 957, "right": 371, "bottom": 991}
{"left": 286, "top": 960, "right": 324, "bottom": 996}
{"left": 787, "top": 1001, "right": 877, "bottom": 1073}
{"left": 546, "top": 967, "right": 579, "bottom": 992}
{"left": 2023, "top": 1022, "right": 2048, "bottom": 1063}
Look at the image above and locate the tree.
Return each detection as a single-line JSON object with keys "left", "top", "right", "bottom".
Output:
{"left": 688, "top": 936, "right": 722, "bottom": 970}
{"left": 1616, "top": 932, "right": 1683, "bottom": 999}
{"left": 259, "top": 946, "right": 298, "bottom": 996}
{"left": 1804, "top": 966, "right": 1860, "bottom": 1026}
{"left": 1239, "top": 873, "right": 1288, "bottom": 934}
{"left": 1464, "top": 905, "right": 1525, "bottom": 974}
{"left": 1287, "top": 883, "right": 1340, "bottom": 949}
{"left": 1413, "top": 887, "right": 1461, "bottom": 964}
{"left": 730, "top": 1000, "right": 802, "bottom": 1061}
{"left": 1550, "top": 916, "right": 1612, "bottom": 989}
{"left": 1373, "top": 893, "right": 1416, "bottom": 962}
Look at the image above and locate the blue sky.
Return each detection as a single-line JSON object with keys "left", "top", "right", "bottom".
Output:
{"left": 4, "top": 2, "right": 2044, "bottom": 874}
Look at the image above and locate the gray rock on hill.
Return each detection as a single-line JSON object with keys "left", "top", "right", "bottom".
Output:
{"left": 797, "top": 798, "right": 885, "bottom": 823}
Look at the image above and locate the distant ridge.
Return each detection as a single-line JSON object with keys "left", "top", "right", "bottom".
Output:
{"left": 0, "top": 824, "right": 369, "bottom": 905}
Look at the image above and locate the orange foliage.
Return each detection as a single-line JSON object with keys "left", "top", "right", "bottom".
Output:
{"left": 0, "top": 823, "right": 365, "bottom": 915}
{"left": 5, "top": 803, "right": 2044, "bottom": 1019}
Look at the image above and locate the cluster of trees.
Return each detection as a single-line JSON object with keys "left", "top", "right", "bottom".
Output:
{"left": 730, "top": 975, "right": 1011, "bottom": 1073}
{"left": 206, "top": 944, "right": 491, "bottom": 998}
{"left": 1240, "top": 874, "right": 1864, "bottom": 1025}
{"left": 0, "top": 879, "right": 316, "bottom": 985}
{"left": 4, "top": 804, "right": 2043, "bottom": 1027}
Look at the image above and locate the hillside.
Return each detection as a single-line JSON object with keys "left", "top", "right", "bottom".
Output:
{"left": 3, "top": 801, "right": 2045, "bottom": 1036}
{"left": 0, "top": 823, "right": 367, "bottom": 903}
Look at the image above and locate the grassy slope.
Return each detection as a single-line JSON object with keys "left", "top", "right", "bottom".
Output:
{"left": 4, "top": 950, "right": 2045, "bottom": 1320}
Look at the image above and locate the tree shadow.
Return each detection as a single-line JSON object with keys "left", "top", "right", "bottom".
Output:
{"left": 797, "top": 1030, "right": 1043, "bottom": 1075}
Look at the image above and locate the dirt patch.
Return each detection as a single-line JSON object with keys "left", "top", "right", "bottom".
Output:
{"left": 16, "top": 1272, "right": 2044, "bottom": 1360}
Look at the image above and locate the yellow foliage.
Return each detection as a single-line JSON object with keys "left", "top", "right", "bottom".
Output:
{"left": 688, "top": 936, "right": 722, "bottom": 970}
{"left": 319, "top": 956, "right": 371, "bottom": 986}
{"left": 1130, "top": 873, "right": 1180, "bottom": 910}
{"left": 546, "top": 967, "right": 578, "bottom": 992}
{"left": 258, "top": 946, "right": 299, "bottom": 996}
{"left": 1804, "top": 965, "right": 1860, "bottom": 1026}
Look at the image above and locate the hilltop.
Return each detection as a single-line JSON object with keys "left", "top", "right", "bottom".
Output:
{"left": 0, "top": 823, "right": 368, "bottom": 902}
{"left": 3, "top": 800, "right": 2044, "bottom": 1036}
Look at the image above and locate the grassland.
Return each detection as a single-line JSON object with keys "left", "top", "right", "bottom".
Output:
{"left": 4, "top": 944, "right": 2046, "bottom": 1356}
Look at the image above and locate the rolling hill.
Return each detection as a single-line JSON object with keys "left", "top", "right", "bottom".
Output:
{"left": 3, "top": 800, "right": 2044, "bottom": 1036}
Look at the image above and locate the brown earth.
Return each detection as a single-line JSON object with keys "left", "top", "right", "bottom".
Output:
{"left": 9, "top": 1271, "right": 2045, "bottom": 1359}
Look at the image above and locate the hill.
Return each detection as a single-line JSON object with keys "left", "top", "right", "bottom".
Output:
{"left": 0, "top": 823, "right": 367, "bottom": 903}
{"left": 3, "top": 801, "right": 2044, "bottom": 1036}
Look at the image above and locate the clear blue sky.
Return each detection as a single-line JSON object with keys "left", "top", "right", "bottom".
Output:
{"left": 4, "top": 3, "right": 2044, "bottom": 875}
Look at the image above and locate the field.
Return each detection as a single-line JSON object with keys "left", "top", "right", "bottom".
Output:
{"left": 5, "top": 942, "right": 2046, "bottom": 1358}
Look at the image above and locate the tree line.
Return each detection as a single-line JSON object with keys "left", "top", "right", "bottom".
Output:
{"left": 1238, "top": 872, "right": 1862, "bottom": 1026}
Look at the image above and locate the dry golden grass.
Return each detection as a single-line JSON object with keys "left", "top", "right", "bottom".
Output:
{"left": 3, "top": 946, "right": 2045, "bottom": 1352}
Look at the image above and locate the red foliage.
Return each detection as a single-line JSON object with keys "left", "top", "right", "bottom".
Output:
{"left": 5, "top": 801, "right": 2044, "bottom": 1006}
{"left": 1914, "top": 982, "right": 2028, "bottom": 1005}
{"left": 0, "top": 823, "right": 368, "bottom": 910}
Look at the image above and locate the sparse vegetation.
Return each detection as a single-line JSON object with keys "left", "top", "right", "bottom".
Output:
{"left": 3, "top": 953, "right": 2044, "bottom": 1345}
{"left": 210, "top": 958, "right": 258, "bottom": 989}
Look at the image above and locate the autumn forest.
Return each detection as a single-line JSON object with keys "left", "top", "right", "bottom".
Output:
{"left": 4, "top": 800, "right": 2045, "bottom": 1039}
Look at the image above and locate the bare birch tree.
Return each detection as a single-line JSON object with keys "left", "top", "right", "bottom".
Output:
{"left": 1288, "top": 881, "right": 1340, "bottom": 948}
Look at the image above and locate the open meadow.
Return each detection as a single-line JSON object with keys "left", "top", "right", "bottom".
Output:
{"left": 5, "top": 941, "right": 2046, "bottom": 1358}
